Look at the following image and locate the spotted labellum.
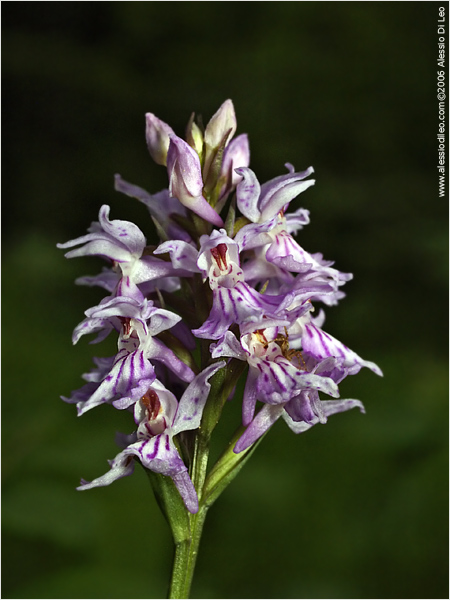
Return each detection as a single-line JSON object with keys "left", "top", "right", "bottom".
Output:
{"left": 59, "top": 99, "right": 381, "bottom": 598}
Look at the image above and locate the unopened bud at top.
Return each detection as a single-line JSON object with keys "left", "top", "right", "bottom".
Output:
{"left": 203, "top": 100, "right": 237, "bottom": 180}
{"left": 204, "top": 99, "right": 236, "bottom": 151}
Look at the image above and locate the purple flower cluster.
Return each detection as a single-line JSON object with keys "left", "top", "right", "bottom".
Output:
{"left": 59, "top": 100, "right": 381, "bottom": 513}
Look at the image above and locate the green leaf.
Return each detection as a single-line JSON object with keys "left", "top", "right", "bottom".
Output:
{"left": 204, "top": 128, "right": 232, "bottom": 199}
{"left": 201, "top": 426, "right": 266, "bottom": 508}
{"left": 233, "top": 215, "right": 251, "bottom": 235}
{"left": 145, "top": 469, "right": 191, "bottom": 545}
{"left": 200, "top": 359, "right": 247, "bottom": 437}
{"left": 170, "top": 212, "right": 202, "bottom": 240}
{"left": 151, "top": 215, "right": 169, "bottom": 242}
{"left": 156, "top": 330, "right": 199, "bottom": 375}
{"left": 224, "top": 195, "right": 237, "bottom": 238}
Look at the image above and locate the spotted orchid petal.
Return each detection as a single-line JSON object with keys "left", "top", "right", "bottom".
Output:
{"left": 58, "top": 205, "right": 146, "bottom": 260}
{"left": 224, "top": 134, "right": 250, "bottom": 185}
{"left": 77, "top": 449, "right": 136, "bottom": 490}
{"left": 234, "top": 404, "right": 284, "bottom": 453}
{"left": 210, "top": 331, "right": 247, "bottom": 361}
{"left": 134, "top": 433, "right": 186, "bottom": 477}
{"left": 72, "top": 296, "right": 163, "bottom": 345}
{"left": 235, "top": 397, "right": 365, "bottom": 453}
{"left": 82, "top": 356, "right": 116, "bottom": 383}
{"left": 196, "top": 229, "right": 241, "bottom": 278}
{"left": 302, "top": 324, "right": 383, "bottom": 376}
{"left": 172, "top": 361, "right": 226, "bottom": 435}
{"left": 233, "top": 218, "right": 275, "bottom": 253}
{"left": 192, "top": 282, "right": 290, "bottom": 340}
{"left": 285, "top": 207, "right": 311, "bottom": 235}
{"left": 219, "top": 133, "right": 250, "bottom": 198}
{"left": 242, "top": 367, "right": 259, "bottom": 427}
{"left": 284, "top": 389, "right": 327, "bottom": 424}
{"left": 76, "top": 348, "right": 156, "bottom": 415}
{"left": 131, "top": 255, "right": 180, "bottom": 284}
{"left": 143, "top": 336, "right": 194, "bottom": 385}
{"left": 235, "top": 167, "right": 262, "bottom": 222}
{"left": 283, "top": 398, "right": 365, "bottom": 434}
{"left": 75, "top": 268, "right": 119, "bottom": 293}
{"left": 154, "top": 240, "right": 199, "bottom": 273}
{"left": 79, "top": 363, "right": 225, "bottom": 513}
{"left": 62, "top": 381, "right": 102, "bottom": 407}
{"left": 78, "top": 435, "right": 198, "bottom": 513}
{"left": 253, "top": 359, "right": 340, "bottom": 406}
{"left": 171, "top": 472, "right": 199, "bottom": 514}
{"left": 241, "top": 251, "right": 292, "bottom": 286}
{"left": 84, "top": 295, "right": 151, "bottom": 323}
{"left": 259, "top": 166, "right": 315, "bottom": 222}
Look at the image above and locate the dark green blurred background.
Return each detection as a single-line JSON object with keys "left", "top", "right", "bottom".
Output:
{"left": 2, "top": 3, "right": 448, "bottom": 599}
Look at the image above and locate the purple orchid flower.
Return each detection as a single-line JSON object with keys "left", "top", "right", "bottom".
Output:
{"left": 264, "top": 298, "right": 383, "bottom": 377}
{"left": 64, "top": 343, "right": 157, "bottom": 417}
{"left": 233, "top": 355, "right": 365, "bottom": 453}
{"left": 155, "top": 230, "right": 294, "bottom": 341}
{"left": 235, "top": 164, "right": 314, "bottom": 223}
{"left": 235, "top": 394, "right": 365, "bottom": 453}
{"left": 300, "top": 322, "right": 383, "bottom": 376}
{"left": 190, "top": 229, "right": 295, "bottom": 340}
{"left": 234, "top": 167, "right": 352, "bottom": 298}
{"left": 211, "top": 320, "right": 340, "bottom": 426}
{"left": 57, "top": 205, "right": 177, "bottom": 302}
{"left": 64, "top": 295, "right": 195, "bottom": 415}
{"left": 61, "top": 355, "right": 116, "bottom": 408}
{"left": 77, "top": 361, "right": 226, "bottom": 513}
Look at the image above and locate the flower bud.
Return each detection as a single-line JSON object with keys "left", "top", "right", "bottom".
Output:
{"left": 204, "top": 99, "right": 236, "bottom": 151}
{"left": 145, "top": 113, "right": 175, "bottom": 166}
{"left": 185, "top": 112, "right": 204, "bottom": 158}
{"left": 203, "top": 100, "right": 237, "bottom": 181}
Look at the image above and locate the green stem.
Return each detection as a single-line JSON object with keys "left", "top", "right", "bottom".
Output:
{"left": 168, "top": 422, "right": 212, "bottom": 598}
{"left": 168, "top": 505, "right": 208, "bottom": 599}
{"left": 166, "top": 359, "right": 243, "bottom": 597}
